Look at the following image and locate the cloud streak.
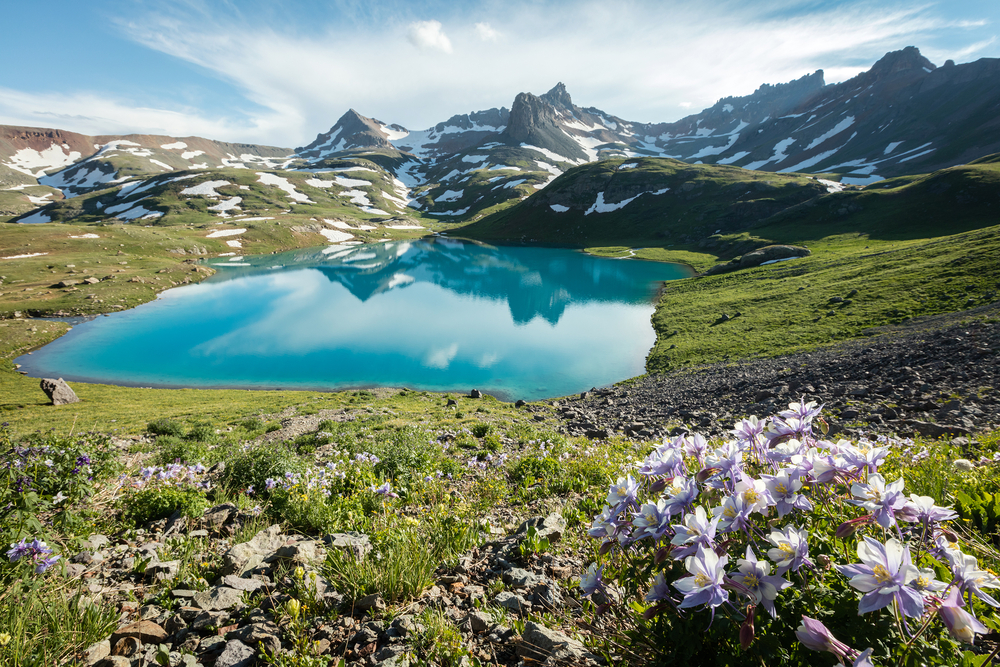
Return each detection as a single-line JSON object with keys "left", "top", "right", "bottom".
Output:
{"left": 1, "top": 0, "right": 996, "bottom": 147}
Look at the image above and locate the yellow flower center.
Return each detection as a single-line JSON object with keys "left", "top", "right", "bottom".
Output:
{"left": 743, "top": 573, "right": 760, "bottom": 588}
{"left": 867, "top": 489, "right": 882, "bottom": 503}
{"left": 872, "top": 564, "right": 893, "bottom": 585}
{"left": 743, "top": 488, "right": 759, "bottom": 504}
{"left": 779, "top": 543, "right": 795, "bottom": 557}
{"left": 694, "top": 573, "right": 712, "bottom": 587}
{"left": 724, "top": 506, "right": 736, "bottom": 518}
{"left": 775, "top": 483, "right": 788, "bottom": 495}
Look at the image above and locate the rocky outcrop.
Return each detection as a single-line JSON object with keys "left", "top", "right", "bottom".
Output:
{"left": 703, "top": 244, "right": 811, "bottom": 275}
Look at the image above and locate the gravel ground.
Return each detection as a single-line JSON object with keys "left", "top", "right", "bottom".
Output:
{"left": 555, "top": 301, "right": 1000, "bottom": 444}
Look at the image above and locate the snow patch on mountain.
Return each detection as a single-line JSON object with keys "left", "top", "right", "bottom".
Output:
{"left": 5, "top": 145, "right": 82, "bottom": 177}
{"left": 208, "top": 197, "right": 242, "bottom": 213}
{"left": 437, "top": 189, "right": 463, "bottom": 202}
{"left": 161, "top": 142, "right": 187, "bottom": 150}
{"left": 257, "top": 172, "right": 313, "bottom": 203}
{"left": 181, "top": 180, "right": 231, "bottom": 198}
{"left": 584, "top": 187, "right": 669, "bottom": 215}
{"left": 805, "top": 116, "right": 855, "bottom": 150}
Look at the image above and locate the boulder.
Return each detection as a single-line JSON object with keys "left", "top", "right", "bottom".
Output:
{"left": 110, "top": 620, "right": 168, "bottom": 646}
{"left": 517, "top": 621, "right": 602, "bottom": 664}
{"left": 40, "top": 378, "right": 79, "bottom": 405}
{"left": 516, "top": 512, "right": 567, "bottom": 543}
{"left": 221, "top": 525, "right": 285, "bottom": 575}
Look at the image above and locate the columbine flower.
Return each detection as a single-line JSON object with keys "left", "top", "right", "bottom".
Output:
{"left": 766, "top": 526, "right": 811, "bottom": 575}
{"left": 673, "top": 544, "right": 729, "bottom": 611}
{"left": 897, "top": 494, "right": 958, "bottom": 527}
{"left": 848, "top": 473, "right": 907, "bottom": 528}
{"left": 580, "top": 563, "right": 607, "bottom": 599}
{"left": 729, "top": 547, "right": 791, "bottom": 618}
{"left": 949, "top": 550, "right": 1000, "bottom": 608}
{"left": 713, "top": 494, "right": 754, "bottom": 534}
{"left": 836, "top": 536, "right": 924, "bottom": 617}
{"left": 645, "top": 571, "right": 672, "bottom": 603}
{"left": 763, "top": 470, "right": 813, "bottom": 517}
{"left": 670, "top": 506, "right": 719, "bottom": 559}
{"left": 265, "top": 478, "right": 277, "bottom": 490}
{"left": 606, "top": 475, "right": 640, "bottom": 511}
{"left": 734, "top": 472, "right": 774, "bottom": 514}
{"left": 632, "top": 499, "right": 671, "bottom": 541}
{"left": 780, "top": 398, "right": 823, "bottom": 423}
{"left": 795, "top": 616, "right": 857, "bottom": 663}
{"left": 937, "top": 587, "right": 989, "bottom": 644}
{"left": 638, "top": 447, "right": 685, "bottom": 479}
{"left": 662, "top": 475, "right": 699, "bottom": 516}
{"left": 51, "top": 491, "right": 68, "bottom": 505}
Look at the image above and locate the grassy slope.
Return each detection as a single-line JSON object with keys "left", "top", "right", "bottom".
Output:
{"left": 456, "top": 157, "right": 827, "bottom": 248}
{"left": 647, "top": 226, "right": 1000, "bottom": 371}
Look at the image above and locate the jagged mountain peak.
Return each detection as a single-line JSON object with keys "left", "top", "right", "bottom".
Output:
{"left": 297, "top": 108, "right": 399, "bottom": 158}
{"left": 541, "top": 82, "right": 574, "bottom": 110}
{"left": 869, "top": 46, "right": 935, "bottom": 76}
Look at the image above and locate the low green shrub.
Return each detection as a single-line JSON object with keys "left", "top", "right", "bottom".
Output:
{"left": 220, "top": 442, "right": 303, "bottom": 495}
{"left": 152, "top": 435, "right": 209, "bottom": 465}
{"left": 146, "top": 418, "right": 185, "bottom": 437}
{"left": 122, "top": 486, "right": 208, "bottom": 526}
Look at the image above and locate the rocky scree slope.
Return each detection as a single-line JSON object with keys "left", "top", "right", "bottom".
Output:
{"left": 556, "top": 304, "right": 1000, "bottom": 444}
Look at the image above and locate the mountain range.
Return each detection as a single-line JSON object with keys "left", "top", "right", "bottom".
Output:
{"left": 4, "top": 46, "right": 1000, "bottom": 230}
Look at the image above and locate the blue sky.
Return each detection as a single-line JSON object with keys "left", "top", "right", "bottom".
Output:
{"left": 1, "top": 0, "right": 997, "bottom": 147}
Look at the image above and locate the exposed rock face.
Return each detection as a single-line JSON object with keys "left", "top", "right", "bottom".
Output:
{"left": 704, "top": 244, "right": 812, "bottom": 275}
{"left": 503, "top": 92, "right": 588, "bottom": 161}
{"left": 40, "top": 377, "right": 79, "bottom": 405}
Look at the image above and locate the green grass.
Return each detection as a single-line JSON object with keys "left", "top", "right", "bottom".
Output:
{"left": 646, "top": 225, "right": 1000, "bottom": 370}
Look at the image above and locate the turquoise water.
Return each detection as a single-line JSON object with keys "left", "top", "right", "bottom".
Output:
{"left": 17, "top": 239, "right": 692, "bottom": 401}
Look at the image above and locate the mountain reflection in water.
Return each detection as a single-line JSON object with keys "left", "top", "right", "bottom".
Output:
{"left": 17, "top": 239, "right": 692, "bottom": 400}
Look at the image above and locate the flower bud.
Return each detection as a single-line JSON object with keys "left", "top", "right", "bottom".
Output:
{"left": 696, "top": 467, "right": 720, "bottom": 483}
{"left": 649, "top": 478, "right": 669, "bottom": 494}
{"left": 740, "top": 606, "right": 755, "bottom": 650}
{"left": 285, "top": 598, "right": 301, "bottom": 619}
{"left": 293, "top": 566, "right": 305, "bottom": 580}
{"left": 654, "top": 546, "right": 670, "bottom": 565}
{"left": 817, "top": 554, "right": 831, "bottom": 569}
{"left": 599, "top": 540, "right": 615, "bottom": 556}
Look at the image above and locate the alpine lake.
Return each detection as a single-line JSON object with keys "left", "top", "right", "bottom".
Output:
{"left": 17, "top": 238, "right": 693, "bottom": 401}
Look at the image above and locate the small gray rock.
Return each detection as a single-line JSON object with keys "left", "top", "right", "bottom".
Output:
{"left": 82, "top": 639, "right": 110, "bottom": 666}
{"left": 323, "top": 532, "right": 372, "bottom": 560}
{"left": 193, "top": 586, "right": 245, "bottom": 611}
{"left": 215, "top": 639, "right": 255, "bottom": 667}
{"left": 496, "top": 591, "right": 527, "bottom": 614}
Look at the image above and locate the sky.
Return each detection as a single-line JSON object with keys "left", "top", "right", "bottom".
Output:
{"left": 1, "top": 0, "right": 998, "bottom": 148}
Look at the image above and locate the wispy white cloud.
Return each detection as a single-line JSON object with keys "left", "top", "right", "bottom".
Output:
{"left": 1, "top": 0, "right": 996, "bottom": 146}
{"left": 474, "top": 22, "right": 500, "bottom": 42}
{"left": 407, "top": 20, "right": 453, "bottom": 53}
